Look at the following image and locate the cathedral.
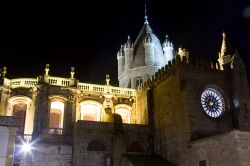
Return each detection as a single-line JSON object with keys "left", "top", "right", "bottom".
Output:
{"left": 0, "top": 12, "right": 250, "bottom": 166}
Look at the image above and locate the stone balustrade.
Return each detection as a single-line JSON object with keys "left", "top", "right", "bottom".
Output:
{"left": 4, "top": 78, "right": 38, "bottom": 89}
{"left": 43, "top": 76, "right": 75, "bottom": 87}
{"left": 78, "top": 82, "right": 136, "bottom": 96}
{"left": 2, "top": 76, "right": 136, "bottom": 96}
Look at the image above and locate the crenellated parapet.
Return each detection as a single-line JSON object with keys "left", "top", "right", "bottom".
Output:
{"left": 138, "top": 55, "right": 224, "bottom": 90}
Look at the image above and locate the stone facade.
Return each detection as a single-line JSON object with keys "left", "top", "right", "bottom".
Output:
{"left": 0, "top": 15, "right": 250, "bottom": 166}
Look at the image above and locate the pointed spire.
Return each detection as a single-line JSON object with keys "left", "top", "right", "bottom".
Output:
{"left": 219, "top": 32, "right": 233, "bottom": 57}
{"left": 144, "top": 3, "right": 148, "bottom": 24}
{"left": 218, "top": 32, "right": 233, "bottom": 70}
{"left": 220, "top": 32, "right": 227, "bottom": 57}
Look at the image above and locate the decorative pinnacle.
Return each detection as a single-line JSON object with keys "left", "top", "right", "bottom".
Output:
{"left": 220, "top": 31, "right": 227, "bottom": 57}
{"left": 45, "top": 64, "right": 50, "bottom": 76}
{"left": 127, "top": 35, "right": 131, "bottom": 43}
{"left": 106, "top": 74, "right": 110, "bottom": 85}
{"left": 144, "top": 3, "right": 148, "bottom": 24}
{"left": 125, "top": 35, "right": 133, "bottom": 48}
{"left": 222, "top": 31, "right": 226, "bottom": 38}
{"left": 70, "top": 67, "right": 75, "bottom": 79}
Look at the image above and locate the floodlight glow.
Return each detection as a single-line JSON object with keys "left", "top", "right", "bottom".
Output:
{"left": 22, "top": 142, "right": 31, "bottom": 153}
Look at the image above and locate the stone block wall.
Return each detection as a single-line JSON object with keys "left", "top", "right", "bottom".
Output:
{"left": 73, "top": 121, "right": 149, "bottom": 166}
{"left": 149, "top": 68, "right": 191, "bottom": 165}
{"left": 190, "top": 130, "right": 250, "bottom": 166}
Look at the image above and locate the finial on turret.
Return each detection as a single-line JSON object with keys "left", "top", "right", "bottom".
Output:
{"left": 119, "top": 45, "right": 124, "bottom": 54}
{"left": 144, "top": 3, "right": 148, "bottom": 24}
{"left": 70, "top": 67, "right": 75, "bottom": 79}
{"left": 127, "top": 35, "right": 131, "bottom": 43}
{"left": 125, "top": 35, "right": 133, "bottom": 48}
{"left": 45, "top": 64, "right": 50, "bottom": 76}
{"left": 106, "top": 74, "right": 110, "bottom": 85}
{"left": 162, "top": 35, "right": 173, "bottom": 47}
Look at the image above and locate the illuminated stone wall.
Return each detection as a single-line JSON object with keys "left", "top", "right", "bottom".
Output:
{"left": 73, "top": 121, "right": 149, "bottom": 166}
{"left": 148, "top": 67, "right": 191, "bottom": 165}
{"left": 190, "top": 130, "right": 250, "bottom": 166}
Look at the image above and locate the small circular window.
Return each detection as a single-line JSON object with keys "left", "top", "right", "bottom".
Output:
{"left": 200, "top": 87, "right": 226, "bottom": 118}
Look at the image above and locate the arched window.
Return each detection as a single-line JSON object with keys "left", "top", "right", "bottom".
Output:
{"left": 87, "top": 139, "right": 107, "bottom": 151}
{"left": 115, "top": 105, "right": 131, "bottom": 124}
{"left": 80, "top": 101, "right": 102, "bottom": 121}
{"left": 49, "top": 101, "right": 64, "bottom": 129}
{"left": 7, "top": 96, "right": 34, "bottom": 136}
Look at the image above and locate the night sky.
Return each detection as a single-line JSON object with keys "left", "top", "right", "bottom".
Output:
{"left": 0, "top": 0, "right": 250, "bottom": 86}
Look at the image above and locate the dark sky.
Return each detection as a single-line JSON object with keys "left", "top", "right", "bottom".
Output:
{"left": 0, "top": 0, "right": 250, "bottom": 86}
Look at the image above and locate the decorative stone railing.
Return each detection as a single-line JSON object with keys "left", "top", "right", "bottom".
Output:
{"left": 2, "top": 77, "right": 136, "bottom": 96}
{"left": 78, "top": 82, "right": 136, "bottom": 96}
{"left": 43, "top": 76, "right": 75, "bottom": 87}
{"left": 4, "top": 78, "right": 38, "bottom": 89}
